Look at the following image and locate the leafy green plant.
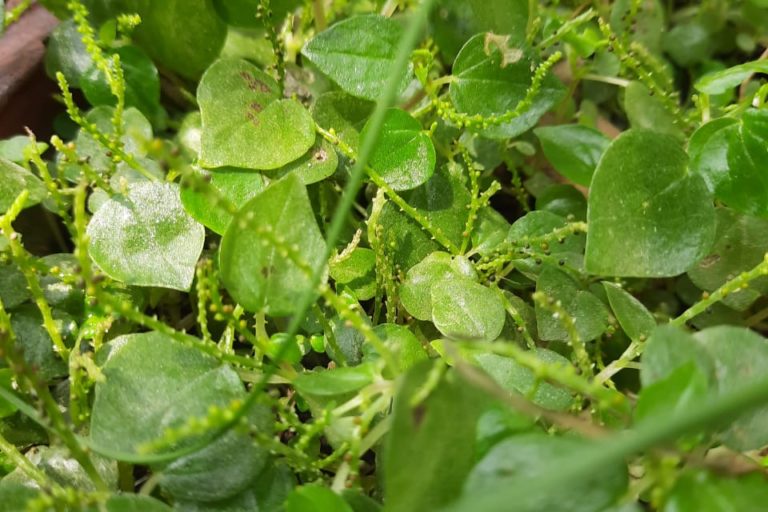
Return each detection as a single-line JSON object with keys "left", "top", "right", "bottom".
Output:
{"left": 2, "top": 0, "right": 768, "bottom": 510}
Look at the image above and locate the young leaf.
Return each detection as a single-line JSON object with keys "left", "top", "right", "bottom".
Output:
{"left": 301, "top": 15, "right": 411, "bottom": 101}
{"left": 400, "top": 251, "right": 477, "bottom": 321}
{"left": 0, "top": 158, "right": 46, "bottom": 213}
{"left": 431, "top": 278, "right": 505, "bottom": 342}
{"left": 220, "top": 174, "right": 326, "bottom": 315}
{"left": 449, "top": 33, "right": 565, "bottom": 139}
{"left": 198, "top": 58, "right": 315, "bottom": 170}
{"left": 286, "top": 485, "right": 353, "bottom": 512}
{"left": 535, "top": 265, "right": 609, "bottom": 342}
{"left": 362, "top": 108, "right": 436, "bottom": 191}
{"left": 293, "top": 364, "right": 375, "bottom": 399}
{"left": 368, "top": 323, "right": 428, "bottom": 371}
{"left": 694, "top": 59, "right": 768, "bottom": 95}
{"left": 87, "top": 182, "right": 205, "bottom": 291}
{"left": 603, "top": 282, "right": 656, "bottom": 341}
{"left": 329, "top": 247, "right": 376, "bottom": 301}
{"left": 534, "top": 124, "right": 610, "bottom": 186}
{"left": 90, "top": 331, "right": 268, "bottom": 502}
{"left": 180, "top": 166, "right": 269, "bottom": 235}
{"left": 585, "top": 129, "right": 716, "bottom": 277}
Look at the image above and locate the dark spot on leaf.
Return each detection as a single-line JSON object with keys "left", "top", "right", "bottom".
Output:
{"left": 411, "top": 404, "right": 426, "bottom": 429}
{"left": 239, "top": 71, "right": 271, "bottom": 93}
{"left": 261, "top": 265, "right": 276, "bottom": 278}
{"left": 699, "top": 254, "right": 721, "bottom": 268}
{"left": 313, "top": 149, "right": 327, "bottom": 162}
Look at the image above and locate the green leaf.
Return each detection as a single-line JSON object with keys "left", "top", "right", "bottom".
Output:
{"left": 536, "top": 184, "right": 587, "bottom": 221}
{"left": 301, "top": 15, "right": 412, "bottom": 101}
{"left": 329, "top": 248, "right": 376, "bottom": 301}
{"left": 535, "top": 265, "right": 609, "bottom": 342}
{"left": 384, "top": 363, "right": 488, "bottom": 512}
{"left": 0, "top": 369, "right": 16, "bottom": 418}
{"left": 9, "top": 305, "right": 71, "bottom": 381}
{"left": 286, "top": 485, "right": 353, "bottom": 512}
{"left": 181, "top": 167, "right": 269, "bottom": 235}
{"left": 81, "top": 45, "right": 163, "bottom": 127}
{"left": 104, "top": 495, "right": 173, "bottom": 512}
{"left": 688, "top": 117, "right": 739, "bottom": 194}
{"left": 273, "top": 137, "right": 338, "bottom": 185}
{"left": 449, "top": 33, "right": 565, "bottom": 139}
{"left": 0, "top": 483, "right": 40, "bottom": 511}
{"left": 623, "top": 82, "right": 684, "bottom": 140}
{"left": 368, "top": 323, "right": 428, "bottom": 372}
{"left": 507, "top": 210, "right": 585, "bottom": 271}
{"left": 131, "top": 0, "right": 227, "bottom": 80}
{"left": 213, "top": 0, "right": 301, "bottom": 28}
{"left": 694, "top": 59, "right": 768, "bottom": 95}
{"left": 293, "top": 364, "right": 375, "bottom": 399}
{"left": 474, "top": 349, "right": 574, "bottom": 411}
{"left": 90, "top": 331, "right": 268, "bottom": 502}
{"left": 431, "top": 278, "right": 505, "bottom": 342}
{"left": 640, "top": 325, "right": 716, "bottom": 388}
{"left": 585, "top": 129, "right": 715, "bottom": 277}
{"left": 693, "top": 326, "right": 768, "bottom": 450}
{"left": 220, "top": 174, "right": 326, "bottom": 315}
{"left": 663, "top": 470, "right": 768, "bottom": 512}
{"left": 534, "top": 124, "right": 610, "bottom": 186}
{"left": 362, "top": 108, "right": 435, "bottom": 190}
{"left": 688, "top": 209, "right": 768, "bottom": 311}
{"left": 378, "top": 162, "right": 470, "bottom": 271}
{"left": 0, "top": 262, "right": 29, "bottom": 309}
{"left": 311, "top": 92, "right": 374, "bottom": 151}
{"left": 0, "top": 158, "right": 46, "bottom": 213}
{"left": 602, "top": 282, "right": 656, "bottom": 341}
{"left": 2, "top": 445, "right": 117, "bottom": 491}
{"left": 44, "top": 19, "right": 93, "bottom": 86}
{"left": 457, "top": 433, "right": 627, "bottom": 512}
{"left": 400, "top": 252, "right": 477, "bottom": 321}
{"left": 198, "top": 58, "right": 315, "bottom": 170}
{"left": 635, "top": 362, "right": 710, "bottom": 425}
{"left": 0, "top": 136, "right": 48, "bottom": 164}
{"left": 87, "top": 182, "right": 205, "bottom": 291}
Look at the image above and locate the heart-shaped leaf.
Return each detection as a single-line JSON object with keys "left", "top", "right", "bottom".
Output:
{"left": 362, "top": 108, "right": 436, "bottom": 191}
{"left": 87, "top": 182, "right": 205, "bottom": 291}
{"left": 301, "top": 15, "right": 411, "bottom": 101}
{"left": 585, "top": 129, "right": 716, "bottom": 277}
{"left": 220, "top": 174, "right": 326, "bottom": 315}
{"left": 431, "top": 278, "right": 505, "bottom": 342}
{"left": 535, "top": 265, "right": 609, "bottom": 342}
{"left": 198, "top": 58, "right": 315, "bottom": 170}
{"left": 449, "top": 33, "right": 565, "bottom": 139}
{"left": 0, "top": 157, "right": 46, "bottom": 214}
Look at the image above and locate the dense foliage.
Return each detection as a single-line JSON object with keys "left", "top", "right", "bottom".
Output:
{"left": 1, "top": 0, "right": 768, "bottom": 510}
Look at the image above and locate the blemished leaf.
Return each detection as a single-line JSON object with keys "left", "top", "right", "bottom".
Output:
{"left": 663, "top": 470, "right": 768, "bottom": 512}
{"left": 688, "top": 209, "right": 768, "bottom": 311}
{"left": 90, "top": 331, "right": 269, "bottom": 502}
{"left": 272, "top": 137, "right": 338, "bottom": 185}
{"left": 329, "top": 247, "right": 377, "bottom": 301}
{"left": 474, "top": 349, "right": 574, "bottom": 411}
{"left": 535, "top": 265, "right": 609, "bottom": 342}
{"left": 286, "top": 485, "right": 353, "bottom": 512}
{"left": 220, "top": 174, "right": 326, "bottom": 316}
{"left": 301, "top": 15, "right": 411, "bottom": 101}
{"left": 694, "top": 59, "right": 768, "bottom": 95}
{"left": 456, "top": 433, "right": 627, "bottom": 512}
{"left": 534, "top": 124, "right": 610, "bottom": 186}
{"left": 362, "top": 108, "right": 436, "bottom": 191}
{"left": 603, "top": 282, "right": 656, "bottom": 340}
{"left": 400, "top": 252, "right": 477, "bottom": 321}
{"left": 0, "top": 157, "right": 46, "bottom": 213}
{"left": 131, "top": 0, "right": 227, "bottom": 80}
{"left": 693, "top": 326, "right": 768, "bottom": 450}
{"left": 80, "top": 45, "right": 163, "bottom": 127}
{"left": 87, "top": 182, "right": 205, "bottom": 291}
{"left": 198, "top": 58, "right": 315, "bottom": 170}
{"left": 384, "top": 363, "right": 488, "bottom": 512}
{"left": 431, "top": 278, "right": 505, "bottom": 342}
{"left": 449, "top": 33, "right": 565, "bottom": 139}
{"left": 180, "top": 166, "right": 269, "bottom": 235}
{"left": 585, "top": 129, "right": 716, "bottom": 277}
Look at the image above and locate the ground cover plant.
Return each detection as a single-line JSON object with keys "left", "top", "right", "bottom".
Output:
{"left": 1, "top": 0, "right": 768, "bottom": 510}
